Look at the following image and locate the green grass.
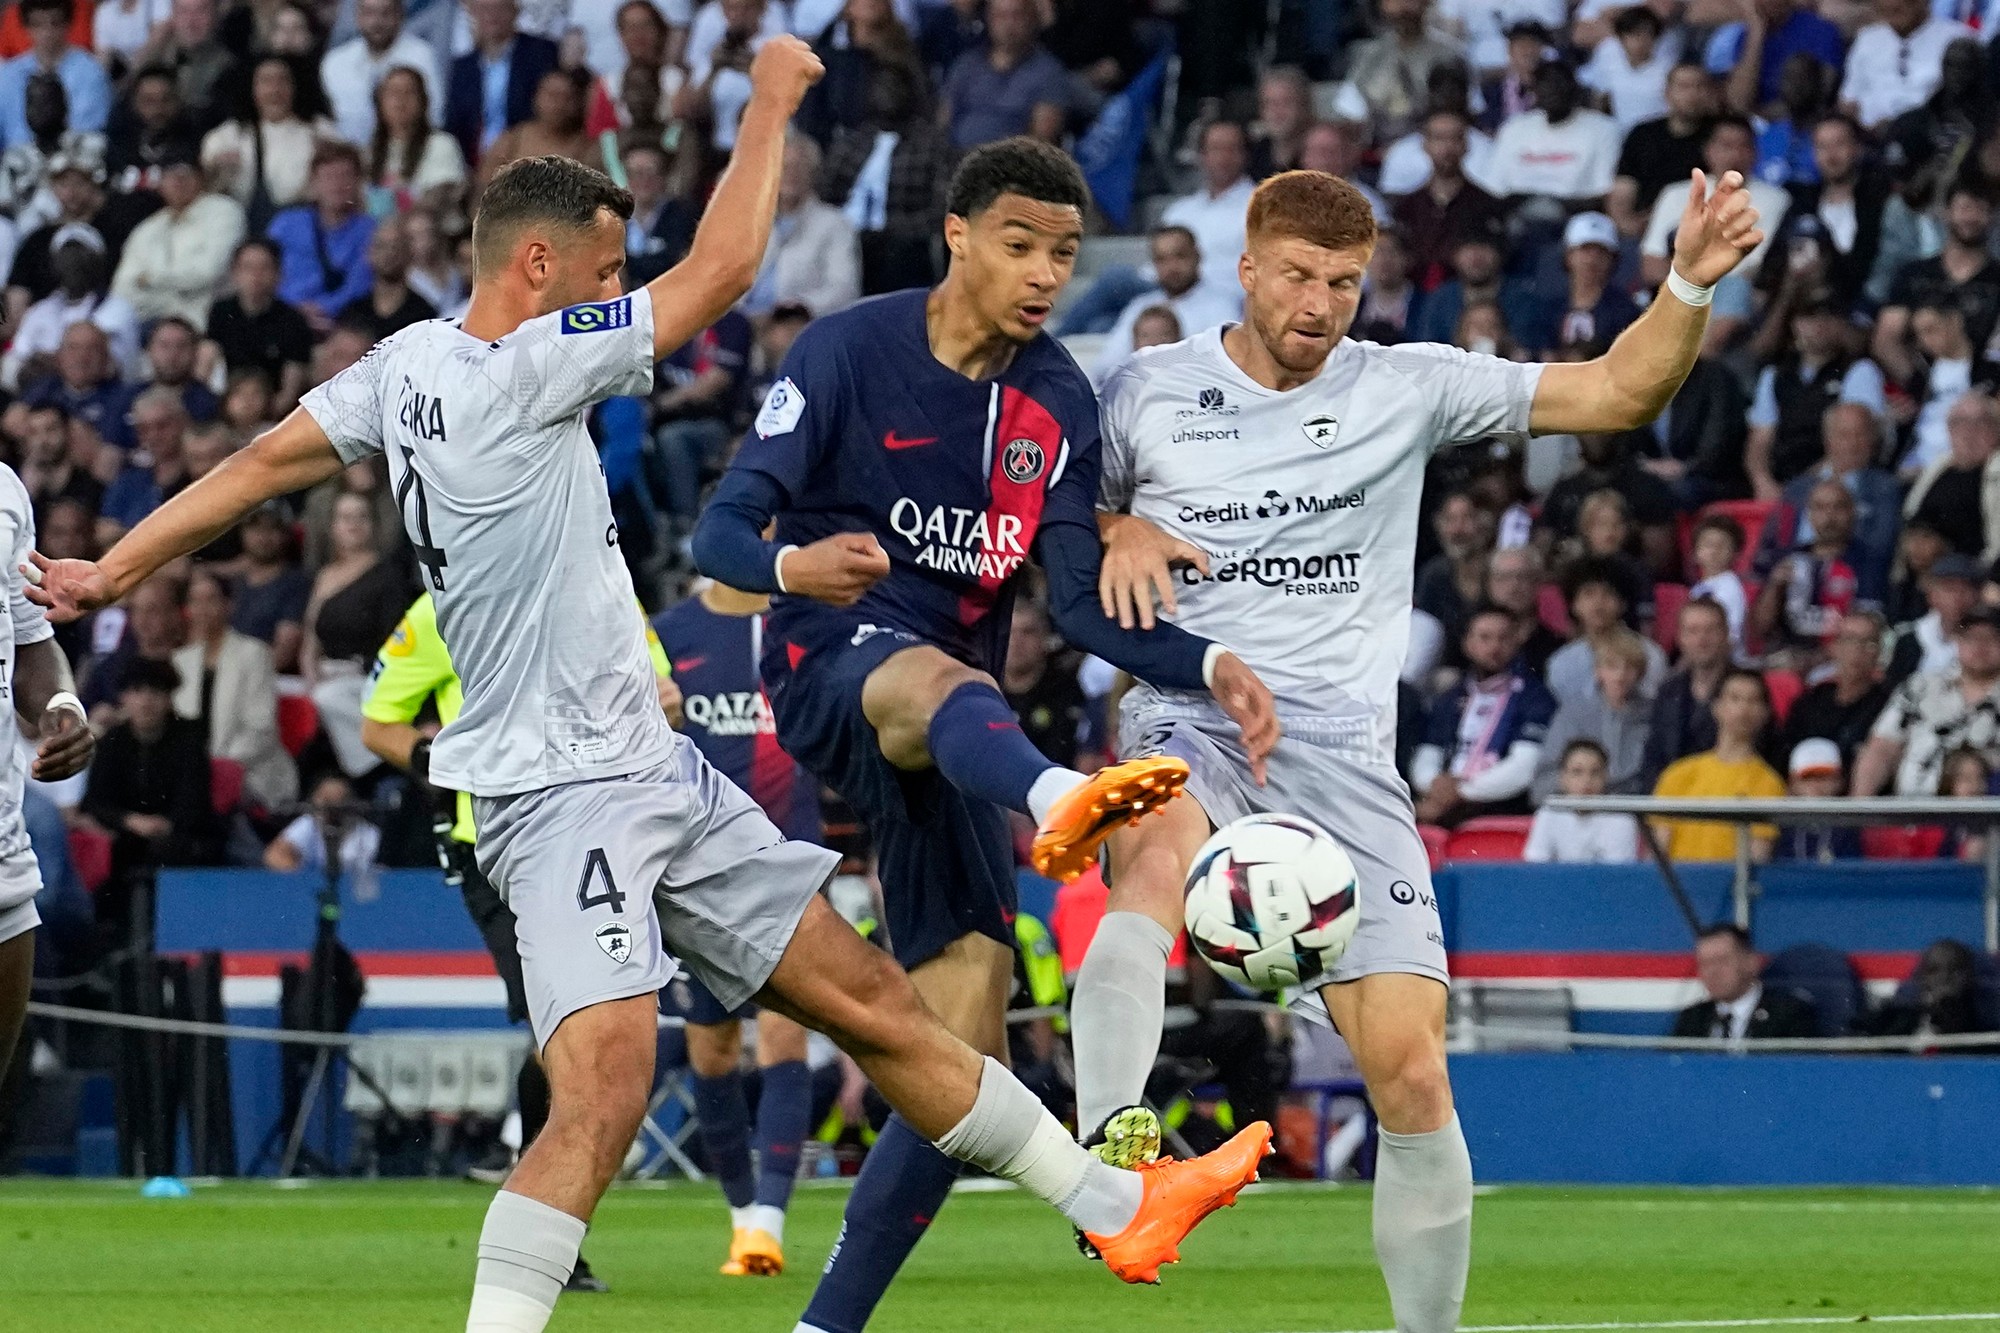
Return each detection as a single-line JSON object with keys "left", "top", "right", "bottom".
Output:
{"left": 3, "top": 1180, "right": 2000, "bottom": 1332}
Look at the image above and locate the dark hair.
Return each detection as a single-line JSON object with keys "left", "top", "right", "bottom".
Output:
{"left": 1691, "top": 513, "right": 1745, "bottom": 553}
{"left": 1718, "top": 666, "right": 1771, "bottom": 707}
{"left": 1946, "top": 179, "right": 1993, "bottom": 209}
{"left": 1149, "top": 223, "right": 1196, "bottom": 248}
{"left": 27, "top": 399, "right": 68, "bottom": 422}
{"left": 1562, "top": 555, "right": 1629, "bottom": 607}
{"left": 1680, "top": 593, "right": 1730, "bottom": 630}
{"left": 1560, "top": 737, "right": 1609, "bottom": 766}
{"left": 233, "top": 236, "right": 282, "bottom": 269}
{"left": 310, "top": 139, "right": 363, "bottom": 177}
{"left": 1708, "top": 113, "right": 1755, "bottom": 142}
{"left": 123, "top": 658, "right": 181, "bottom": 695}
{"left": 20, "top": 0, "right": 74, "bottom": 22}
{"left": 1697, "top": 922, "right": 1753, "bottom": 950}
{"left": 1465, "top": 601, "right": 1518, "bottom": 632}
{"left": 945, "top": 136, "right": 1089, "bottom": 219}
{"left": 370, "top": 64, "right": 433, "bottom": 184}
{"left": 147, "top": 314, "right": 198, "bottom": 344}
{"left": 1612, "top": 6, "right": 1662, "bottom": 36}
{"left": 1198, "top": 118, "right": 1249, "bottom": 152}
{"left": 472, "top": 156, "right": 635, "bottom": 265}
{"left": 1813, "top": 111, "right": 1863, "bottom": 142}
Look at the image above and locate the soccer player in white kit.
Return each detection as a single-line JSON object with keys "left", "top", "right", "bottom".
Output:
{"left": 24, "top": 39, "right": 1270, "bottom": 1332}
{"left": 0, "top": 463, "right": 95, "bottom": 1091}
{"left": 1068, "top": 168, "right": 1765, "bottom": 1332}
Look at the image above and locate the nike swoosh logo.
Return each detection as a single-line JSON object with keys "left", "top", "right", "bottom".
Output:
{"left": 672, "top": 657, "right": 706, "bottom": 672}
{"left": 883, "top": 432, "right": 938, "bottom": 451}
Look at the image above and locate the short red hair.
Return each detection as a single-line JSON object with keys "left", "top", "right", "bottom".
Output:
{"left": 1246, "top": 170, "right": 1378, "bottom": 253}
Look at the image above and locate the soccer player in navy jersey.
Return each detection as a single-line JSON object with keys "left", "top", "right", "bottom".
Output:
{"left": 653, "top": 577, "right": 821, "bottom": 1280}
{"left": 691, "top": 138, "right": 1281, "bottom": 1333}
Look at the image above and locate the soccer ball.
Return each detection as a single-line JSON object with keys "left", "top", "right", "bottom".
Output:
{"left": 1183, "top": 813, "right": 1361, "bottom": 993}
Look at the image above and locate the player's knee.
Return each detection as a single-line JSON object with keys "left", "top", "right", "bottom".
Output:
{"left": 1368, "top": 1040, "right": 1454, "bottom": 1134}
{"left": 685, "top": 1020, "right": 742, "bottom": 1078}
{"left": 865, "top": 653, "right": 995, "bottom": 768}
{"left": 1105, "top": 831, "right": 1191, "bottom": 929}
{"left": 828, "top": 949, "right": 928, "bottom": 1058}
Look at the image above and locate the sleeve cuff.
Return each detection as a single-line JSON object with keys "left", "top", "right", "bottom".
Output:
{"left": 1201, "top": 642, "right": 1228, "bottom": 689}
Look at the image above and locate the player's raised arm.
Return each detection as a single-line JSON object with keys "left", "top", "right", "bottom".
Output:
{"left": 1530, "top": 169, "right": 1764, "bottom": 436}
{"left": 644, "top": 37, "right": 823, "bottom": 359}
{"left": 22, "top": 407, "right": 345, "bottom": 623}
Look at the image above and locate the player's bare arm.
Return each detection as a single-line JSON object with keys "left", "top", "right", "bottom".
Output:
{"left": 13, "top": 638, "right": 91, "bottom": 780}
{"left": 1530, "top": 169, "right": 1765, "bottom": 435}
{"left": 22, "top": 410, "right": 344, "bottom": 623}
{"left": 644, "top": 37, "right": 823, "bottom": 359}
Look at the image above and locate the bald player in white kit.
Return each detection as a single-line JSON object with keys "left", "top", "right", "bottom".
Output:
{"left": 1066, "top": 167, "right": 1765, "bottom": 1333}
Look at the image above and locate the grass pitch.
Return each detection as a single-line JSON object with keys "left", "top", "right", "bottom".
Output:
{"left": 2, "top": 1179, "right": 1998, "bottom": 1332}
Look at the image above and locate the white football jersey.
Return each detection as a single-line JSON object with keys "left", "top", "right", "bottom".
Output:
{"left": 0, "top": 464, "right": 53, "bottom": 910}
{"left": 1100, "top": 326, "right": 1543, "bottom": 769}
{"left": 302, "top": 296, "right": 681, "bottom": 798}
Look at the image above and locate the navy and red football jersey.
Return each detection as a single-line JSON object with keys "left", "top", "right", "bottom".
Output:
{"left": 729, "top": 290, "right": 1103, "bottom": 675}
{"left": 652, "top": 596, "right": 822, "bottom": 846}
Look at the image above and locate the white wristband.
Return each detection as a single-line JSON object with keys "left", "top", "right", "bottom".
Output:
{"left": 1664, "top": 266, "right": 1714, "bottom": 308}
{"left": 772, "top": 544, "right": 799, "bottom": 594}
{"left": 1201, "top": 643, "right": 1228, "bottom": 689}
{"left": 46, "top": 691, "right": 84, "bottom": 720}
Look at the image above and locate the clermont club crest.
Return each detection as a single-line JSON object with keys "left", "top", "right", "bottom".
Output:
{"left": 1002, "top": 437, "right": 1046, "bottom": 483}
{"left": 1302, "top": 414, "right": 1339, "bottom": 449}
{"left": 594, "top": 922, "right": 633, "bottom": 964}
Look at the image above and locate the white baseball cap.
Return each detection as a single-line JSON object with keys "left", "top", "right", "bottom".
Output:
{"left": 1563, "top": 211, "right": 1619, "bottom": 252}
{"left": 1788, "top": 737, "right": 1843, "bottom": 779}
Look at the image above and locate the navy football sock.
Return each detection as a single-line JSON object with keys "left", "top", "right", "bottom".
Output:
{"left": 754, "top": 1060, "right": 812, "bottom": 1211}
{"left": 691, "top": 1070, "right": 756, "bottom": 1210}
{"left": 924, "top": 682, "right": 1061, "bottom": 816}
{"left": 798, "top": 1115, "right": 959, "bottom": 1333}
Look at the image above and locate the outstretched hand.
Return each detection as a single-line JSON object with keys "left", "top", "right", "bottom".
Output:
{"left": 1098, "top": 512, "right": 1210, "bottom": 630}
{"left": 19, "top": 552, "right": 116, "bottom": 624}
{"left": 1671, "top": 168, "right": 1766, "bottom": 289}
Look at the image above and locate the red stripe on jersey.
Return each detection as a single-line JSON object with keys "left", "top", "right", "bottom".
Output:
{"left": 958, "top": 386, "right": 1060, "bottom": 626}
{"left": 787, "top": 641, "right": 807, "bottom": 669}
{"left": 749, "top": 690, "right": 796, "bottom": 824}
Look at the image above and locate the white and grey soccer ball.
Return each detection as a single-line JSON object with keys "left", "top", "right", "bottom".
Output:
{"left": 1182, "top": 813, "right": 1361, "bottom": 993}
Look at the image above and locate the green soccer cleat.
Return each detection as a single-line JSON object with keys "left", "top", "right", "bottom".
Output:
{"left": 1075, "top": 1105, "right": 1163, "bottom": 1260}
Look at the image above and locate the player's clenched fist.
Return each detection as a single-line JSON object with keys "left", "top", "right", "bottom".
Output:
{"left": 780, "top": 532, "right": 890, "bottom": 607}
{"left": 749, "top": 35, "right": 825, "bottom": 111}
{"left": 1209, "top": 652, "right": 1281, "bottom": 787}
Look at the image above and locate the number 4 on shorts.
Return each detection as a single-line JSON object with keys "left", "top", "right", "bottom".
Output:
{"left": 576, "top": 848, "right": 627, "bottom": 914}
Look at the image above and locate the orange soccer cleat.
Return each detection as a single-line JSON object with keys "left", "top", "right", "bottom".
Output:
{"left": 1082, "top": 1120, "right": 1274, "bottom": 1285}
{"left": 1029, "top": 756, "right": 1191, "bottom": 882}
{"left": 719, "top": 1227, "right": 784, "bottom": 1277}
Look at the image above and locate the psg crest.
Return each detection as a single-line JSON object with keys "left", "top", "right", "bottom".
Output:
{"left": 1302, "top": 414, "right": 1339, "bottom": 449}
{"left": 1002, "top": 437, "right": 1046, "bottom": 483}
{"left": 594, "top": 922, "right": 633, "bottom": 965}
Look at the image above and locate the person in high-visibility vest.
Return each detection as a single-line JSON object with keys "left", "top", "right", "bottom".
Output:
{"left": 359, "top": 592, "right": 677, "bottom": 1296}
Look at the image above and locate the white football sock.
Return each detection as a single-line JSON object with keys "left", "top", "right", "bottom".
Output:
{"left": 1027, "top": 767, "right": 1092, "bottom": 826}
{"left": 935, "top": 1055, "right": 1141, "bottom": 1236}
{"left": 1373, "top": 1114, "right": 1474, "bottom": 1333}
{"left": 466, "top": 1190, "right": 585, "bottom": 1332}
{"left": 746, "top": 1203, "right": 786, "bottom": 1242}
{"left": 1070, "top": 911, "right": 1175, "bottom": 1137}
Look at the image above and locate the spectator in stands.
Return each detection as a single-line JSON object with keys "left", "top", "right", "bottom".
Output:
{"left": 1297, "top": 119, "right": 1390, "bottom": 222}
{"left": 1940, "top": 748, "right": 1992, "bottom": 862}
{"left": 1333, "top": 0, "right": 1463, "bottom": 144}
{"left": 1886, "top": 518, "right": 1949, "bottom": 625}
{"left": 610, "top": 141, "right": 692, "bottom": 290}
{"left": 1532, "top": 626, "right": 1655, "bottom": 800}
{"left": 1688, "top": 514, "right": 1749, "bottom": 657}
{"left": 649, "top": 306, "right": 752, "bottom": 546}
{"left": 367, "top": 64, "right": 467, "bottom": 216}
{"left": 1903, "top": 391, "right": 2000, "bottom": 564}
{"left": 1785, "top": 610, "right": 1893, "bottom": 764}
{"left": 1672, "top": 923, "right": 1818, "bottom": 1038}
{"left": 1854, "top": 604, "right": 2000, "bottom": 796}
{"left": 0, "top": 68, "right": 89, "bottom": 228}
{"left": 1642, "top": 116, "right": 1789, "bottom": 286}
{"left": 1478, "top": 19, "right": 1545, "bottom": 129}
{"left": 322, "top": 0, "right": 440, "bottom": 149}
{"left": 1160, "top": 119, "right": 1255, "bottom": 305}
{"left": 1126, "top": 304, "right": 1179, "bottom": 354}
{"left": 336, "top": 214, "right": 435, "bottom": 342}
{"left": 172, "top": 567, "right": 296, "bottom": 812}
{"left": 1565, "top": 489, "right": 1656, "bottom": 626}
{"left": 1391, "top": 109, "right": 1504, "bottom": 292}
{"left": 267, "top": 142, "right": 375, "bottom": 335}
{"left": 230, "top": 502, "right": 308, "bottom": 673}
{"left": 1748, "top": 301, "right": 1889, "bottom": 500}
{"left": 81, "top": 573, "right": 184, "bottom": 715}
{"left": 139, "top": 317, "right": 218, "bottom": 424}
{"left": 1652, "top": 669, "right": 1786, "bottom": 862}
{"left": 3, "top": 226, "right": 141, "bottom": 390}
{"left": 1871, "top": 185, "right": 2000, "bottom": 391}
{"left": 202, "top": 238, "right": 313, "bottom": 414}
{"left": 1486, "top": 60, "right": 1623, "bottom": 210}
{"left": 1862, "top": 938, "right": 1996, "bottom": 1045}
{"left": 1549, "top": 211, "right": 1637, "bottom": 355}
{"left": 940, "top": 0, "right": 1069, "bottom": 149}
{"left": 16, "top": 399, "right": 100, "bottom": 520}
{"left": 200, "top": 54, "right": 334, "bottom": 223}
{"left": 1090, "top": 225, "right": 1237, "bottom": 385}
{"left": 1771, "top": 737, "right": 1864, "bottom": 861}
{"left": 1484, "top": 545, "right": 1565, "bottom": 676}
{"left": 797, "top": 0, "right": 926, "bottom": 147}
{"left": 110, "top": 147, "right": 244, "bottom": 331}
{"left": 1749, "top": 53, "right": 1832, "bottom": 187}
{"left": 1003, "top": 599, "right": 1087, "bottom": 770}
{"left": 480, "top": 67, "right": 597, "bottom": 190}
{"left": 1710, "top": 0, "right": 1841, "bottom": 117}
{"left": 1545, "top": 557, "right": 1669, "bottom": 700}
{"left": 1839, "top": 0, "right": 1972, "bottom": 131}
{"left": 1041, "top": 0, "right": 1145, "bottom": 102}
{"left": 1643, "top": 597, "right": 1735, "bottom": 786}
{"left": 1580, "top": 7, "right": 1675, "bottom": 132}
{"left": 1759, "top": 116, "right": 1887, "bottom": 311}
{"left": 303, "top": 490, "right": 412, "bottom": 778}
{"left": 1408, "top": 220, "right": 1550, "bottom": 348}
{"left": 1248, "top": 65, "right": 1313, "bottom": 178}
{"left": 1524, "top": 738, "right": 1640, "bottom": 863}
{"left": 100, "top": 388, "right": 193, "bottom": 531}
{"left": 819, "top": 58, "right": 952, "bottom": 295}
{"left": 1753, "top": 478, "right": 1877, "bottom": 666}
{"left": 1535, "top": 431, "right": 1679, "bottom": 573}
{"left": 107, "top": 65, "right": 198, "bottom": 193}
{"left": 445, "top": 0, "right": 560, "bottom": 165}
{"left": 1898, "top": 298, "right": 1998, "bottom": 478}
{"left": 1893, "top": 553, "right": 1978, "bottom": 689}
{"left": 1610, "top": 61, "right": 1713, "bottom": 240}
{"left": 149, "top": 0, "right": 236, "bottom": 134}
{"left": 8, "top": 144, "right": 154, "bottom": 323}
{"left": 263, "top": 771, "right": 381, "bottom": 875}
{"left": 1624, "top": 353, "right": 1750, "bottom": 507}
{"left": 1413, "top": 604, "right": 1556, "bottom": 826}
{"left": 402, "top": 207, "right": 463, "bottom": 316}
{"left": 917, "top": 0, "right": 983, "bottom": 79}
{"left": 741, "top": 131, "right": 858, "bottom": 318}
{"left": 0, "top": 0, "right": 109, "bottom": 150}
{"left": 1415, "top": 489, "right": 1496, "bottom": 653}
{"left": 21, "top": 320, "right": 130, "bottom": 452}
{"left": 1352, "top": 226, "right": 1423, "bottom": 345}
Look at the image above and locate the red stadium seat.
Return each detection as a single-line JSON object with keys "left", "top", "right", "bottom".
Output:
{"left": 69, "top": 826, "right": 111, "bottom": 892}
{"left": 277, "top": 695, "right": 319, "bottom": 757}
{"left": 1536, "top": 583, "right": 1572, "bottom": 637}
{"left": 1652, "top": 582, "right": 1688, "bottom": 651}
{"left": 1445, "top": 815, "right": 1535, "bottom": 862}
{"left": 1697, "top": 500, "right": 1780, "bottom": 575}
{"left": 1861, "top": 825, "right": 1947, "bottom": 860}
{"left": 209, "top": 758, "right": 245, "bottom": 816}
{"left": 1418, "top": 823, "right": 1450, "bottom": 872}
{"left": 1764, "top": 668, "right": 1804, "bottom": 723}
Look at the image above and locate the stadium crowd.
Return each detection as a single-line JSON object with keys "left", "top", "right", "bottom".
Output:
{"left": 0, "top": 0, "right": 1994, "bottom": 1002}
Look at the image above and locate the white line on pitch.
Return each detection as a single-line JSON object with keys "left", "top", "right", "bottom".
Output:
{"left": 1269, "top": 1312, "right": 2000, "bottom": 1333}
